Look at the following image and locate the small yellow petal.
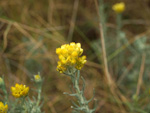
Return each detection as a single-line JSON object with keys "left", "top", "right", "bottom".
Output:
{"left": 72, "top": 51, "right": 78, "bottom": 57}
{"left": 56, "top": 48, "right": 61, "bottom": 54}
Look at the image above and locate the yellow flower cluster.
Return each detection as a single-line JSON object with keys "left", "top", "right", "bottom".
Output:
{"left": 56, "top": 42, "right": 86, "bottom": 73}
{"left": 0, "top": 102, "right": 8, "bottom": 113}
{"left": 112, "top": 2, "right": 125, "bottom": 13}
{"left": 11, "top": 83, "right": 29, "bottom": 98}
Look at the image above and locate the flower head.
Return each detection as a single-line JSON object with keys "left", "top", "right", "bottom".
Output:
{"left": 56, "top": 42, "right": 86, "bottom": 73}
{"left": 11, "top": 83, "right": 29, "bottom": 98}
{"left": 34, "top": 74, "right": 42, "bottom": 83}
{"left": 112, "top": 2, "right": 125, "bottom": 13}
{"left": 0, "top": 102, "right": 8, "bottom": 113}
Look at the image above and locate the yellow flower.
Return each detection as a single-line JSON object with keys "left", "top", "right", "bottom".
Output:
{"left": 34, "top": 74, "right": 41, "bottom": 82}
{"left": 11, "top": 83, "right": 29, "bottom": 98}
{"left": 0, "top": 102, "right": 8, "bottom": 113}
{"left": 56, "top": 42, "right": 86, "bottom": 73}
{"left": 112, "top": 2, "right": 125, "bottom": 13}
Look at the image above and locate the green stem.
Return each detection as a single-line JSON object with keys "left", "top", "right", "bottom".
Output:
{"left": 2, "top": 81, "right": 8, "bottom": 104}
{"left": 117, "top": 13, "right": 122, "bottom": 38}
{"left": 21, "top": 97, "right": 25, "bottom": 105}
{"left": 116, "top": 13, "right": 122, "bottom": 50}
{"left": 71, "top": 70, "right": 91, "bottom": 113}
{"left": 10, "top": 99, "right": 19, "bottom": 112}
{"left": 116, "top": 13, "right": 122, "bottom": 75}
{"left": 36, "top": 86, "right": 42, "bottom": 106}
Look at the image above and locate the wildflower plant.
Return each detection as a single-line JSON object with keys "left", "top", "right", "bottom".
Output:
{"left": 56, "top": 42, "right": 97, "bottom": 113}
{"left": 112, "top": 2, "right": 126, "bottom": 43}
{"left": 0, "top": 74, "right": 44, "bottom": 113}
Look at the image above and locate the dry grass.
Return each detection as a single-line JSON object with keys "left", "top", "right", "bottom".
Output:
{"left": 0, "top": 0, "right": 150, "bottom": 113}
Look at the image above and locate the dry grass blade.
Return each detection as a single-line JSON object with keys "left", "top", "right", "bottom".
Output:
{"left": 94, "top": 0, "right": 128, "bottom": 111}
{"left": 48, "top": 96, "right": 60, "bottom": 113}
{"left": 48, "top": 0, "right": 54, "bottom": 25}
{"left": 3, "top": 24, "right": 12, "bottom": 52}
{"left": 67, "top": 0, "right": 79, "bottom": 42}
{"left": 136, "top": 54, "right": 146, "bottom": 96}
{"left": 94, "top": 0, "right": 112, "bottom": 87}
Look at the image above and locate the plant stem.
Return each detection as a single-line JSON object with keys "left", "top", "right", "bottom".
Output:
{"left": 71, "top": 70, "right": 91, "bottom": 113}
{"left": 36, "top": 85, "right": 42, "bottom": 106}
{"left": 136, "top": 54, "right": 145, "bottom": 96}
{"left": 116, "top": 13, "right": 122, "bottom": 75}
{"left": 2, "top": 79, "right": 8, "bottom": 103}
{"left": 117, "top": 13, "right": 122, "bottom": 38}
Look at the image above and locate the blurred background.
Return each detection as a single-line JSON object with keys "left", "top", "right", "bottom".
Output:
{"left": 0, "top": 0, "right": 150, "bottom": 113}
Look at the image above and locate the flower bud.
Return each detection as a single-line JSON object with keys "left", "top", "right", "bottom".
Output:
{"left": 34, "top": 74, "right": 42, "bottom": 83}
{"left": 112, "top": 2, "right": 125, "bottom": 13}
{"left": 0, "top": 77, "right": 4, "bottom": 87}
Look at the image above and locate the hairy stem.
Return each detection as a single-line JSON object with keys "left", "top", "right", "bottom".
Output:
{"left": 36, "top": 85, "right": 42, "bottom": 106}
{"left": 71, "top": 70, "right": 91, "bottom": 113}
